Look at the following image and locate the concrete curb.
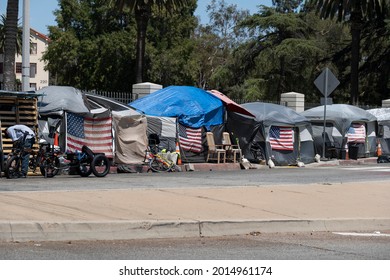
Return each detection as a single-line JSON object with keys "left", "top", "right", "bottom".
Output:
{"left": 1, "top": 218, "right": 389, "bottom": 242}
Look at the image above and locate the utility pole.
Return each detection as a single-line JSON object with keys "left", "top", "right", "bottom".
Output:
{"left": 22, "top": 0, "right": 30, "bottom": 91}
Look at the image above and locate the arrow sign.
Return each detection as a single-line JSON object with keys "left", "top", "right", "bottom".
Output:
{"left": 314, "top": 68, "right": 340, "bottom": 97}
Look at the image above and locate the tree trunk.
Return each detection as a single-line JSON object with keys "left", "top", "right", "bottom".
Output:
{"left": 134, "top": 5, "right": 151, "bottom": 84}
{"left": 3, "top": 0, "right": 19, "bottom": 90}
{"left": 349, "top": 10, "right": 362, "bottom": 106}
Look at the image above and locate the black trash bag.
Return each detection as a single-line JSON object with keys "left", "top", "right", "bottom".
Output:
{"left": 377, "top": 155, "right": 390, "bottom": 163}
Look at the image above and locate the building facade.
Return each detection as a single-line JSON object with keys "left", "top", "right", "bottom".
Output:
{"left": 0, "top": 28, "right": 50, "bottom": 91}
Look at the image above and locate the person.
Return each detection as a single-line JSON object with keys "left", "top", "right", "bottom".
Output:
{"left": 5, "top": 124, "right": 36, "bottom": 178}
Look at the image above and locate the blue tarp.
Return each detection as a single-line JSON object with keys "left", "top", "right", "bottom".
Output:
{"left": 129, "top": 86, "right": 224, "bottom": 128}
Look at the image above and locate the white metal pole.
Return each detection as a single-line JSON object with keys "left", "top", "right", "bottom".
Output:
{"left": 22, "top": 0, "right": 30, "bottom": 91}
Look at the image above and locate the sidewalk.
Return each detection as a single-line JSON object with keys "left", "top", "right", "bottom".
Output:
{"left": 0, "top": 158, "right": 389, "bottom": 242}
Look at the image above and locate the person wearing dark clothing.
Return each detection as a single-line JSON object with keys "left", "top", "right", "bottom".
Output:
{"left": 6, "top": 125, "right": 36, "bottom": 178}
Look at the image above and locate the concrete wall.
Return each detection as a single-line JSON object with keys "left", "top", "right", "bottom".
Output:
{"left": 382, "top": 99, "right": 390, "bottom": 108}
{"left": 281, "top": 92, "right": 305, "bottom": 112}
{"left": 132, "top": 82, "right": 162, "bottom": 99}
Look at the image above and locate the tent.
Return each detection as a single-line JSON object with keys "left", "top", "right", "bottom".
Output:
{"left": 130, "top": 86, "right": 224, "bottom": 128}
{"left": 367, "top": 108, "right": 390, "bottom": 155}
{"left": 37, "top": 86, "right": 147, "bottom": 163}
{"left": 227, "top": 102, "right": 315, "bottom": 166}
{"left": 130, "top": 86, "right": 225, "bottom": 162}
{"left": 302, "top": 104, "right": 378, "bottom": 159}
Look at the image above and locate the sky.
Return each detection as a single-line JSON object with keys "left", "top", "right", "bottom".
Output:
{"left": 0, "top": 0, "right": 272, "bottom": 35}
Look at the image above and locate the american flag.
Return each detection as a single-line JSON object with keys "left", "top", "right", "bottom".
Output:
{"left": 347, "top": 123, "right": 366, "bottom": 143}
{"left": 179, "top": 125, "right": 203, "bottom": 153}
{"left": 269, "top": 126, "right": 294, "bottom": 151}
{"left": 66, "top": 112, "right": 113, "bottom": 157}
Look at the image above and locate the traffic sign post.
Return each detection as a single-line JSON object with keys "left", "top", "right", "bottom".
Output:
{"left": 314, "top": 68, "right": 340, "bottom": 159}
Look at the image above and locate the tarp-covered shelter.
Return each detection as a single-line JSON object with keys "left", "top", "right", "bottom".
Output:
{"left": 367, "top": 108, "right": 390, "bottom": 155}
{"left": 130, "top": 86, "right": 225, "bottom": 162}
{"left": 302, "top": 104, "right": 378, "bottom": 159}
{"left": 227, "top": 102, "right": 315, "bottom": 166}
{"left": 130, "top": 86, "right": 224, "bottom": 128}
{"left": 37, "top": 86, "right": 147, "bottom": 163}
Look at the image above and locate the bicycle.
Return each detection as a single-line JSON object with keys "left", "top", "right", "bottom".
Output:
{"left": 4, "top": 132, "right": 56, "bottom": 178}
{"left": 42, "top": 145, "right": 111, "bottom": 177}
{"left": 249, "top": 141, "right": 266, "bottom": 163}
{"left": 145, "top": 134, "right": 176, "bottom": 172}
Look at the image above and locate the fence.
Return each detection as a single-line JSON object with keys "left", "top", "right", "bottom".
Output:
{"left": 82, "top": 90, "right": 135, "bottom": 105}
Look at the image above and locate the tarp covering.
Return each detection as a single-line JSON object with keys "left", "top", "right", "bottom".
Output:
{"left": 37, "top": 86, "right": 90, "bottom": 115}
{"left": 208, "top": 90, "right": 255, "bottom": 117}
{"left": 229, "top": 102, "right": 314, "bottom": 165}
{"left": 302, "top": 104, "right": 378, "bottom": 158}
{"left": 367, "top": 108, "right": 390, "bottom": 155}
{"left": 112, "top": 110, "right": 148, "bottom": 164}
{"left": 86, "top": 94, "right": 133, "bottom": 112}
{"left": 129, "top": 86, "right": 224, "bottom": 129}
{"left": 302, "top": 104, "right": 377, "bottom": 133}
{"left": 242, "top": 102, "right": 310, "bottom": 127}
{"left": 146, "top": 116, "right": 177, "bottom": 152}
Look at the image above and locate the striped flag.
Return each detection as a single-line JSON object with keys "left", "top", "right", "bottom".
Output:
{"left": 66, "top": 112, "right": 113, "bottom": 157}
{"left": 179, "top": 125, "right": 203, "bottom": 153}
{"left": 269, "top": 126, "right": 294, "bottom": 151}
{"left": 347, "top": 123, "right": 366, "bottom": 143}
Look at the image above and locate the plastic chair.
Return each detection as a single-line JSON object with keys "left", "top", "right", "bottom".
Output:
{"left": 222, "top": 132, "right": 242, "bottom": 163}
{"left": 206, "top": 132, "right": 226, "bottom": 164}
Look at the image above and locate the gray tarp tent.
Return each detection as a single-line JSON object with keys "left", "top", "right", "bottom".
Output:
{"left": 302, "top": 104, "right": 378, "bottom": 158}
{"left": 37, "top": 86, "right": 147, "bottom": 163}
{"left": 227, "top": 102, "right": 315, "bottom": 166}
{"left": 367, "top": 108, "right": 390, "bottom": 155}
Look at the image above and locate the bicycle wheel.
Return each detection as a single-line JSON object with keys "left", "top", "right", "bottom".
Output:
{"left": 149, "top": 157, "right": 171, "bottom": 172}
{"left": 5, "top": 155, "right": 21, "bottom": 179}
{"left": 91, "top": 154, "right": 110, "bottom": 177}
{"left": 40, "top": 156, "right": 60, "bottom": 178}
{"left": 77, "top": 160, "right": 93, "bottom": 177}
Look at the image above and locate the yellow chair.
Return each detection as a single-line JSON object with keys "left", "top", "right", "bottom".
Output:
{"left": 223, "top": 132, "right": 242, "bottom": 163}
{"left": 206, "top": 132, "right": 226, "bottom": 164}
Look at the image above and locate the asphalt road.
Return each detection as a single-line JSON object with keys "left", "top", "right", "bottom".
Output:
{"left": 1, "top": 231, "right": 389, "bottom": 260}
{"left": 1, "top": 163, "right": 389, "bottom": 192}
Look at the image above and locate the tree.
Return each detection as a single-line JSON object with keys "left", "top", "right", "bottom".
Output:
{"left": 233, "top": 5, "right": 325, "bottom": 101}
{"left": 3, "top": 0, "right": 19, "bottom": 90}
{"left": 312, "top": 0, "right": 387, "bottom": 105}
{"left": 0, "top": 15, "right": 22, "bottom": 55}
{"left": 115, "top": 0, "right": 191, "bottom": 83}
{"left": 44, "top": 0, "right": 138, "bottom": 91}
{"left": 192, "top": 0, "right": 250, "bottom": 90}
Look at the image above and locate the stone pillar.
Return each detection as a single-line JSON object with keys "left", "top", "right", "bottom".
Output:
{"left": 382, "top": 99, "right": 390, "bottom": 108}
{"left": 132, "top": 82, "right": 162, "bottom": 100}
{"left": 280, "top": 92, "right": 305, "bottom": 112}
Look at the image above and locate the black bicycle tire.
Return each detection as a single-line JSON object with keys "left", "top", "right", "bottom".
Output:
{"left": 149, "top": 157, "right": 171, "bottom": 172}
{"left": 5, "top": 155, "right": 20, "bottom": 179}
{"left": 40, "top": 157, "right": 60, "bottom": 178}
{"left": 91, "top": 154, "right": 110, "bottom": 177}
{"left": 77, "top": 160, "right": 93, "bottom": 177}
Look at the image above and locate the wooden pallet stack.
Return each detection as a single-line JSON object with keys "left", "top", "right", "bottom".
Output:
{"left": 0, "top": 96, "right": 39, "bottom": 156}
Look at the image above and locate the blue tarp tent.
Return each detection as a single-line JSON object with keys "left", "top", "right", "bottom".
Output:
{"left": 129, "top": 86, "right": 224, "bottom": 129}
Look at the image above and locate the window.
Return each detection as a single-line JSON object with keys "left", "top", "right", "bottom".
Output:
{"left": 30, "top": 83, "right": 37, "bottom": 90}
{"left": 0, "top": 63, "right": 3, "bottom": 74}
{"left": 30, "top": 63, "right": 37, "bottom": 78}
{"left": 30, "top": 43, "right": 38, "bottom": 55}
{"left": 16, "top": 63, "right": 22, "bottom": 74}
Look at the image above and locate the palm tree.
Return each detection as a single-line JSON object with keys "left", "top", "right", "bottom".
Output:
{"left": 3, "top": 0, "right": 19, "bottom": 91}
{"left": 116, "top": 0, "right": 191, "bottom": 83}
{"left": 0, "top": 15, "right": 23, "bottom": 55}
{"left": 312, "top": 0, "right": 387, "bottom": 105}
